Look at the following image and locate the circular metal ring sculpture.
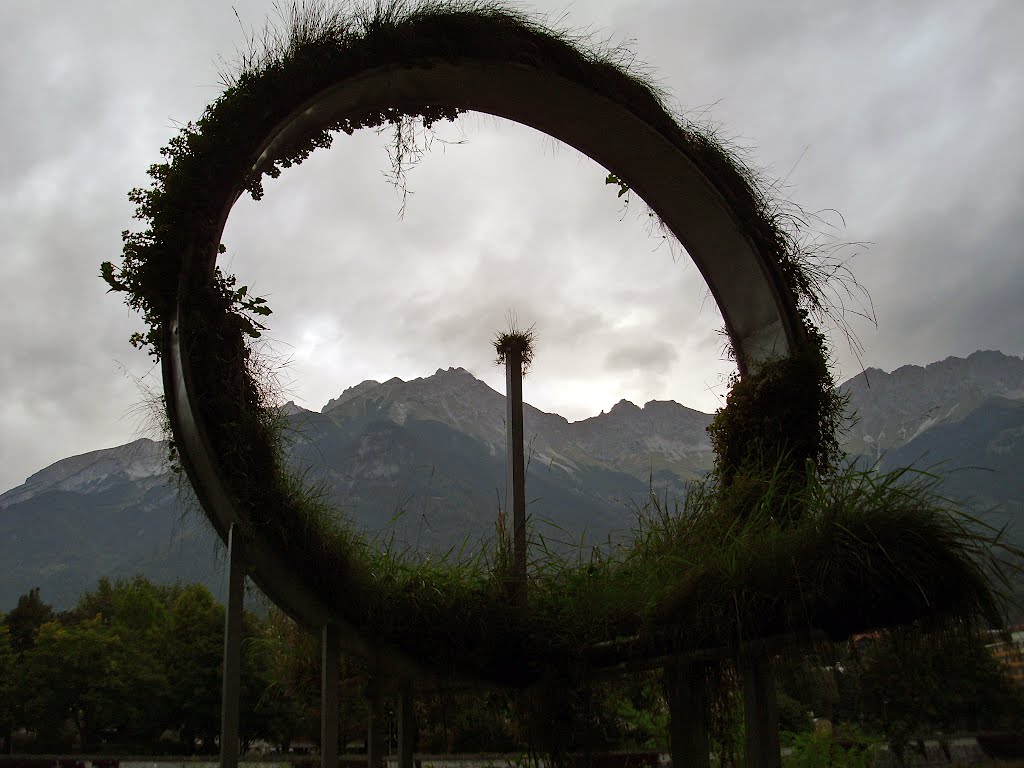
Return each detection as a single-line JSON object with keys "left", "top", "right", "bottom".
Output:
{"left": 108, "top": 6, "right": 850, "bottom": 685}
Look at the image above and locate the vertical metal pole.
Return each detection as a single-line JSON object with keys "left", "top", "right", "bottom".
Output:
{"left": 221, "top": 523, "right": 245, "bottom": 768}
{"left": 743, "top": 653, "right": 781, "bottom": 768}
{"left": 504, "top": 346, "right": 527, "bottom": 610}
{"left": 321, "top": 624, "right": 340, "bottom": 768}
{"left": 397, "top": 687, "right": 416, "bottom": 768}
{"left": 367, "top": 676, "right": 385, "bottom": 768}
{"left": 665, "top": 660, "right": 710, "bottom": 768}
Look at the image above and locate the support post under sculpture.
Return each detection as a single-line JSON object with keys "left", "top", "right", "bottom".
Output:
{"left": 220, "top": 524, "right": 245, "bottom": 768}
{"left": 665, "top": 660, "right": 711, "bottom": 768}
{"left": 322, "top": 624, "right": 340, "bottom": 768}
{"left": 743, "top": 653, "right": 782, "bottom": 768}
{"left": 398, "top": 688, "right": 416, "bottom": 768}
{"left": 367, "top": 677, "right": 385, "bottom": 768}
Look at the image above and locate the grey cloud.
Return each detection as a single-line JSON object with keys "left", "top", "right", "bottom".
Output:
{"left": 605, "top": 340, "right": 678, "bottom": 374}
{"left": 2, "top": 0, "right": 1023, "bottom": 492}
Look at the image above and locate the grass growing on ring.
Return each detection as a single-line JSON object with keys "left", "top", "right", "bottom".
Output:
{"left": 267, "top": 436, "right": 1016, "bottom": 683}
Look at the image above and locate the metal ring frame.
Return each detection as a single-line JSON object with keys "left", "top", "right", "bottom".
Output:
{"left": 162, "top": 56, "right": 807, "bottom": 681}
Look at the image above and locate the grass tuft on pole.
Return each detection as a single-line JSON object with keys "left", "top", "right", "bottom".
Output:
{"left": 493, "top": 319, "right": 537, "bottom": 375}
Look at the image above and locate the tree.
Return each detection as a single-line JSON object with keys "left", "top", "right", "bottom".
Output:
{"left": 74, "top": 578, "right": 117, "bottom": 625}
{"left": 0, "top": 626, "right": 15, "bottom": 752}
{"left": 69, "top": 576, "right": 174, "bottom": 749}
{"left": 244, "top": 608, "right": 319, "bottom": 753}
{"left": 4, "top": 588, "right": 54, "bottom": 653}
{"left": 160, "top": 584, "right": 224, "bottom": 752}
{"left": 20, "top": 617, "right": 129, "bottom": 749}
{"left": 774, "top": 654, "right": 838, "bottom": 729}
{"left": 852, "top": 627, "right": 1024, "bottom": 760}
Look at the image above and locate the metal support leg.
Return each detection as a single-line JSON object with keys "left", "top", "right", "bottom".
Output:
{"left": 220, "top": 523, "right": 245, "bottom": 768}
{"left": 397, "top": 687, "right": 416, "bottom": 768}
{"left": 321, "top": 624, "right": 339, "bottom": 768}
{"left": 367, "top": 677, "right": 385, "bottom": 768}
{"left": 665, "top": 661, "right": 710, "bottom": 768}
{"left": 743, "top": 653, "right": 781, "bottom": 768}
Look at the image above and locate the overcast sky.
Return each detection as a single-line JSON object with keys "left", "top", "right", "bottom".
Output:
{"left": 1, "top": 0, "right": 1022, "bottom": 494}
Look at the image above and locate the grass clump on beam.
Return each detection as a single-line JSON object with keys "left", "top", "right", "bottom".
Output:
{"left": 650, "top": 464, "right": 1006, "bottom": 647}
{"left": 525, "top": 461, "right": 1011, "bottom": 672}
{"left": 265, "top": 443, "right": 1014, "bottom": 684}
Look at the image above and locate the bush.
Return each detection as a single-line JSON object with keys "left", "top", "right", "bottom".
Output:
{"left": 784, "top": 729, "right": 875, "bottom": 768}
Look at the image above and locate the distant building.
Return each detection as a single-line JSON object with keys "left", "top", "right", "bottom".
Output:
{"left": 986, "top": 627, "right": 1024, "bottom": 684}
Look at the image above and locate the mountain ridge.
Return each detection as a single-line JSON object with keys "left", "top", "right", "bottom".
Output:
{"left": 840, "top": 350, "right": 1024, "bottom": 458}
{"left": 2, "top": 350, "right": 1022, "bottom": 610}
{"left": 4, "top": 351, "right": 1023, "bottom": 502}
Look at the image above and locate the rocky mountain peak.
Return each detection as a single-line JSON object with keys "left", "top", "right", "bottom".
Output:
{"left": 845, "top": 351, "right": 1023, "bottom": 396}
{"left": 433, "top": 366, "right": 474, "bottom": 378}
{"left": 609, "top": 398, "right": 642, "bottom": 414}
{"left": 416, "top": 366, "right": 492, "bottom": 398}
{"left": 322, "top": 379, "right": 382, "bottom": 413}
{"left": 0, "top": 437, "right": 168, "bottom": 508}
{"left": 4, "top": 349, "right": 1020, "bottom": 613}
{"left": 279, "top": 400, "right": 311, "bottom": 416}
{"left": 841, "top": 350, "right": 1024, "bottom": 454}
{"left": 643, "top": 399, "right": 711, "bottom": 420}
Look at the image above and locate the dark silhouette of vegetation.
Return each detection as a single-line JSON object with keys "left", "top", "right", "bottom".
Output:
{"left": 2, "top": 578, "right": 1023, "bottom": 758}
{"left": 5, "top": 589, "right": 53, "bottom": 654}
{"left": 1, "top": 580, "right": 268, "bottom": 754}
{"left": 0, "top": 624, "right": 15, "bottom": 753}
{"left": 849, "top": 626, "right": 1024, "bottom": 758}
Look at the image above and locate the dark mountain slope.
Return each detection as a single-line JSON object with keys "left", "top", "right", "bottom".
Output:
{"left": 3, "top": 351, "right": 1022, "bottom": 611}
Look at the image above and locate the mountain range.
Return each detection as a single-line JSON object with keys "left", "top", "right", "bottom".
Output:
{"left": 2, "top": 350, "right": 1022, "bottom": 611}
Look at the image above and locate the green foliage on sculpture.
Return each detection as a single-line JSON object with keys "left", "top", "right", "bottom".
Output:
{"left": 707, "top": 344, "right": 845, "bottom": 520}
{"left": 99, "top": 3, "right": 479, "bottom": 358}
{"left": 709, "top": 352, "right": 841, "bottom": 476}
